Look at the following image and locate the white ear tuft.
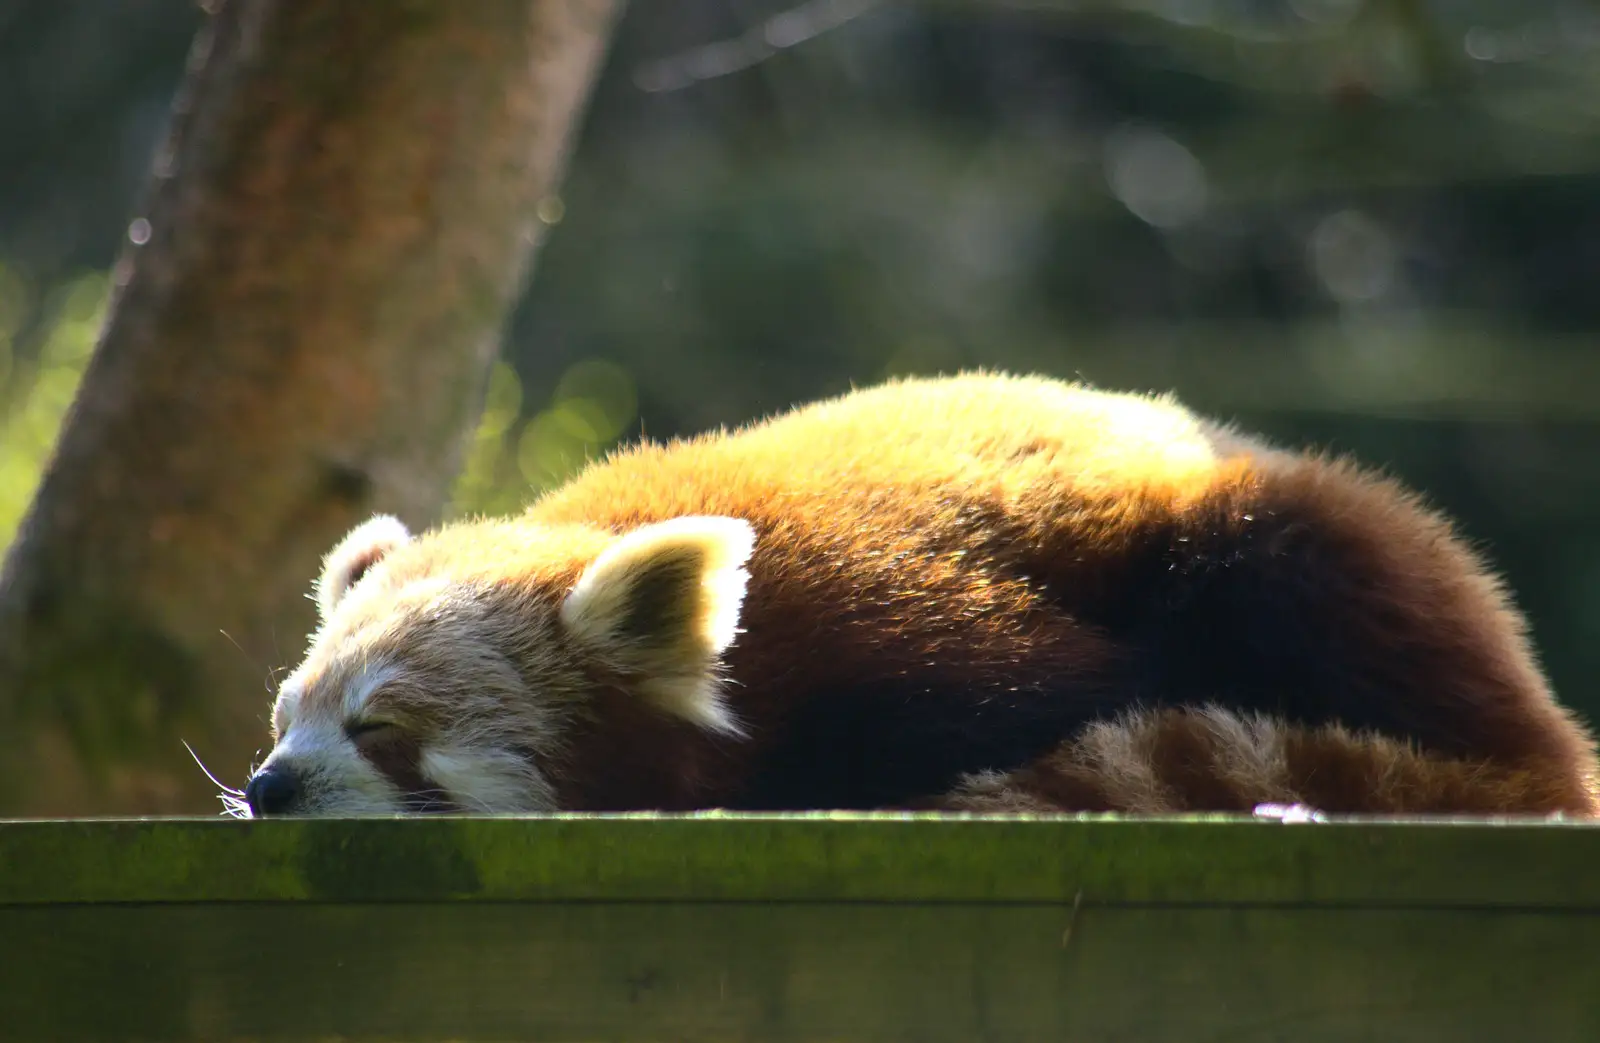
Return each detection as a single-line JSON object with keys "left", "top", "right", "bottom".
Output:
{"left": 315, "top": 514, "right": 411, "bottom": 621}
{"left": 559, "top": 516, "right": 756, "bottom": 736}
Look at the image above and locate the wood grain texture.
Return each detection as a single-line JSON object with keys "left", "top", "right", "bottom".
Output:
{"left": 2, "top": 815, "right": 1595, "bottom": 1041}
{"left": 3, "top": 900, "right": 1597, "bottom": 1041}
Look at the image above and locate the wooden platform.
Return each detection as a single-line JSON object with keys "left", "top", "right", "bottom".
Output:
{"left": 1, "top": 813, "right": 1596, "bottom": 1041}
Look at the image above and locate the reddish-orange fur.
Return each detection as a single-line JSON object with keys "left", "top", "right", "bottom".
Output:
{"left": 257, "top": 372, "right": 1600, "bottom": 818}
{"left": 521, "top": 374, "right": 1597, "bottom": 813}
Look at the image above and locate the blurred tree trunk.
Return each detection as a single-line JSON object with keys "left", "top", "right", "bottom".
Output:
{"left": 0, "top": 0, "right": 622, "bottom": 815}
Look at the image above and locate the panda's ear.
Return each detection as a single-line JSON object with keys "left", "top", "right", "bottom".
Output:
{"left": 314, "top": 514, "right": 411, "bottom": 621}
{"left": 558, "top": 516, "right": 755, "bottom": 737}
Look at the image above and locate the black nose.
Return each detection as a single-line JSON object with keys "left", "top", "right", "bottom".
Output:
{"left": 245, "top": 765, "right": 300, "bottom": 817}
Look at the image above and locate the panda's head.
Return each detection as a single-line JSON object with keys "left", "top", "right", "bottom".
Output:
{"left": 240, "top": 512, "right": 756, "bottom": 817}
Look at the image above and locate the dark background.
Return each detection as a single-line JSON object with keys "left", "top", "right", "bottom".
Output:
{"left": 4, "top": 0, "right": 1598, "bottom": 728}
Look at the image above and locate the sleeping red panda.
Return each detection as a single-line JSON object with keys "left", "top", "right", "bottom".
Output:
{"left": 241, "top": 372, "right": 1600, "bottom": 818}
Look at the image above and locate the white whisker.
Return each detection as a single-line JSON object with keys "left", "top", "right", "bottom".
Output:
{"left": 218, "top": 792, "right": 253, "bottom": 819}
{"left": 183, "top": 742, "right": 244, "bottom": 799}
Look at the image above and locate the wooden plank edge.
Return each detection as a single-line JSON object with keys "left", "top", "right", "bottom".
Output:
{"left": 1, "top": 811, "right": 1596, "bottom": 910}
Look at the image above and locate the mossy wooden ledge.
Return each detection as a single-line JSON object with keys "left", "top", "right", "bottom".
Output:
{"left": 1, "top": 814, "right": 1597, "bottom": 1042}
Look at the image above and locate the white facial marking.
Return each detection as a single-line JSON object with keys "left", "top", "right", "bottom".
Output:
{"left": 252, "top": 721, "right": 406, "bottom": 817}
{"left": 421, "top": 744, "right": 555, "bottom": 814}
{"left": 269, "top": 720, "right": 343, "bottom": 762}
{"left": 257, "top": 666, "right": 408, "bottom": 816}
{"left": 343, "top": 660, "right": 399, "bottom": 721}
{"left": 272, "top": 678, "right": 303, "bottom": 736}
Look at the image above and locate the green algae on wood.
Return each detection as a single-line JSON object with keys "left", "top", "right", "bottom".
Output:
{"left": 3, "top": 815, "right": 1600, "bottom": 1042}
{"left": 2, "top": 813, "right": 1598, "bottom": 909}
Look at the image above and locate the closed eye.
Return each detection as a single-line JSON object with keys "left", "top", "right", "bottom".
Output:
{"left": 344, "top": 720, "right": 396, "bottom": 742}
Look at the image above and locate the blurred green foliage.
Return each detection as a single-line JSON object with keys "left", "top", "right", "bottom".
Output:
{"left": 0, "top": 297, "right": 633, "bottom": 543}
{"left": 0, "top": 268, "right": 104, "bottom": 551}
{"left": 451, "top": 358, "right": 639, "bottom": 518}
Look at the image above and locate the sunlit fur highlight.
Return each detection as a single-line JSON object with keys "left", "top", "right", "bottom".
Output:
{"left": 245, "top": 371, "right": 1600, "bottom": 818}
{"left": 559, "top": 515, "right": 755, "bottom": 736}
{"left": 314, "top": 513, "right": 411, "bottom": 622}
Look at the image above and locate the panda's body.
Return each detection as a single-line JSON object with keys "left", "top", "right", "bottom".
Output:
{"left": 245, "top": 372, "right": 1599, "bottom": 818}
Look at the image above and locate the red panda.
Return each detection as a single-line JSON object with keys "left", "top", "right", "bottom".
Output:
{"left": 242, "top": 372, "right": 1600, "bottom": 818}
